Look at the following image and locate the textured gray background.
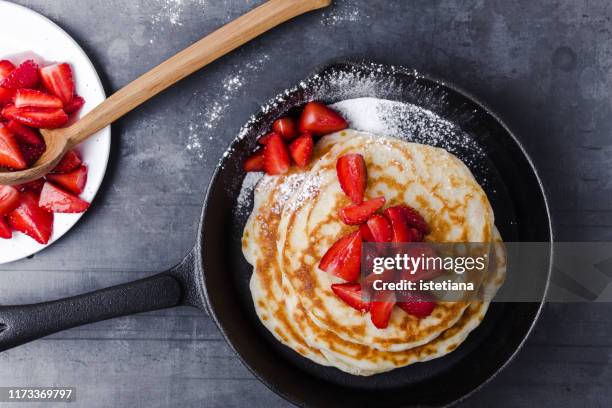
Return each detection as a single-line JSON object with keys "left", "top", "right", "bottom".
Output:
{"left": 1, "top": 0, "right": 611, "bottom": 406}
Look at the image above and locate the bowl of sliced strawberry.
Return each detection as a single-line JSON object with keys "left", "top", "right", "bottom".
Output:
{"left": 0, "top": 1, "right": 110, "bottom": 264}
{"left": 0, "top": 59, "right": 95, "bottom": 248}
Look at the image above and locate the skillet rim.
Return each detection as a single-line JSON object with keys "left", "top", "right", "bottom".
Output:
{"left": 196, "top": 57, "right": 554, "bottom": 407}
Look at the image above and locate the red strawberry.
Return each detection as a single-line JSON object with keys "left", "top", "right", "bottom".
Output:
{"left": 263, "top": 132, "right": 290, "bottom": 175}
{"left": 288, "top": 133, "right": 313, "bottom": 168}
{"left": 370, "top": 291, "right": 396, "bottom": 329}
{"left": 8, "top": 190, "right": 54, "bottom": 244}
{"left": 16, "top": 178, "right": 45, "bottom": 194}
{"left": 63, "top": 95, "right": 85, "bottom": 114}
{"left": 299, "top": 102, "right": 348, "bottom": 135}
{"left": 2, "top": 105, "right": 68, "bottom": 129}
{"left": 365, "top": 214, "right": 393, "bottom": 242}
{"left": 362, "top": 269, "right": 396, "bottom": 294}
{"left": 0, "top": 216, "right": 11, "bottom": 239}
{"left": 331, "top": 283, "right": 370, "bottom": 313}
{"left": 0, "top": 87, "right": 15, "bottom": 106}
{"left": 39, "top": 182, "right": 90, "bottom": 213}
{"left": 15, "top": 89, "right": 63, "bottom": 109}
{"left": 257, "top": 132, "right": 275, "bottom": 145}
{"left": 20, "top": 143, "right": 46, "bottom": 166}
{"left": 47, "top": 165, "right": 88, "bottom": 194}
{"left": 272, "top": 117, "right": 297, "bottom": 140}
{"left": 336, "top": 153, "right": 367, "bottom": 204}
{"left": 0, "top": 60, "right": 39, "bottom": 89}
{"left": 318, "top": 230, "right": 362, "bottom": 282}
{"left": 52, "top": 150, "right": 82, "bottom": 173}
{"left": 39, "top": 63, "right": 74, "bottom": 105}
{"left": 398, "top": 205, "right": 430, "bottom": 235}
{"left": 359, "top": 223, "right": 375, "bottom": 242}
{"left": 243, "top": 149, "right": 265, "bottom": 172}
{"left": 339, "top": 196, "right": 385, "bottom": 225}
{"left": 6, "top": 120, "right": 43, "bottom": 145}
{"left": 397, "top": 245, "right": 443, "bottom": 282}
{"left": 0, "top": 60, "right": 15, "bottom": 82}
{"left": 383, "top": 206, "right": 419, "bottom": 243}
{"left": 0, "top": 185, "right": 20, "bottom": 216}
{"left": 397, "top": 301, "right": 436, "bottom": 319}
{"left": 0, "top": 124, "right": 27, "bottom": 169}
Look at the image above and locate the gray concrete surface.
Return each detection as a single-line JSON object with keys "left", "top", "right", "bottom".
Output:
{"left": 1, "top": 0, "right": 612, "bottom": 406}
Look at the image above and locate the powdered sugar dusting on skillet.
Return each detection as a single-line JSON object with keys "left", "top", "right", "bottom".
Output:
{"left": 330, "top": 97, "right": 485, "bottom": 168}
{"left": 232, "top": 62, "right": 488, "bottom": 217}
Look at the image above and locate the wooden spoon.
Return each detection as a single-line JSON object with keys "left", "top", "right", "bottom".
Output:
{"left": 0, "top": 0, "right": 332, "bottom": 185}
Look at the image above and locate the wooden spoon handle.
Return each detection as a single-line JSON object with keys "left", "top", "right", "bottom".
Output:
{"left": 65, "top": 0, "right": 331, "bottom": 148}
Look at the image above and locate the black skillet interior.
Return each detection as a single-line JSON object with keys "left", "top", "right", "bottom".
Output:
{"left": 200, "top": 59, "right": 552, "bottom": 407}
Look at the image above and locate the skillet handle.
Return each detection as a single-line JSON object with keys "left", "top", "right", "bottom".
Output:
{"left": 0, "top": 252, "right": 198, "bottom": 353}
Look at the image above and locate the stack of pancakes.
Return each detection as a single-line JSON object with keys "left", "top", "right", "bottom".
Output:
{"left": 242, "top": 130, "right": 505, "bottom": 375}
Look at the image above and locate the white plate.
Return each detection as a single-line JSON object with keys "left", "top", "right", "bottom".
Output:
{"left": 0, "top": 1, "right": 111, "bottom": 264}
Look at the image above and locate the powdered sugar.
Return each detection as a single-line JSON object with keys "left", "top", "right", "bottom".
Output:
{"left": 231, "top": 61, "right": 490, "bottom": 217}
{"left": 321, "top": 1, "right": 370, "bottom": 26}
{"left": 236, "top": 171, "right": 265, "bottom": 216}
{"left": 330, "top": 97, "right": 485, "bottom": 169}
{"left": 150, "top": 0, "right": 209, "bottom": 27}
{"left": 186, "top": 54, "right": 270, "bottom": 159}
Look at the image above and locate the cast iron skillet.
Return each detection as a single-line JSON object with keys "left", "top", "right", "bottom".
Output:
{"left": 0, "top": 59, "right": 553, "bottom": 407}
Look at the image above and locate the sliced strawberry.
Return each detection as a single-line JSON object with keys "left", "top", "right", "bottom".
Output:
{"left": 299, "top": 102, "right": 348, "bottom": 135}
{"left": 362, "top": 269, "right": 396, "bottom": 295}
{"left": 47, "top": 165, "right": 88, "bottom": 194}
{"left": 63, "top": 95, "right": 85, "bottom": 114}
{"left": 398, "top": 205, "right": 430, "bottom": 235}
{"left": 288, "top": 133, "right": 313, "bottom": 168}
{"left": 397, "top": 245, "right": 443, "bottom": 282}
{"left": 370, "top": 291, "right": 396, "bottom": 329}
{"left": 365, "top": 214, "right": 393, "bottom": 242}
{"left": 39, "top": 63, "right": 74, "bottom": 105}
{"left": 339, "top": 196, "right": 385, "bottom": 225}
{"left": 0, "top": 60, "right": 39, "bottom": 89}
{"left": 0, "top": 124, "right": 27, "bottom": 169}
{"left": 263, "top": 132, "right": 290, "bottom": 175}
{"left": 411, "top": 228, "right": 424, "bottom": 242}
{"left": 257, "top": 132, "right": 275, "bottom": 145}
{"left": 384, "top": 206, "right": 419, "bottom": 243}
{"left": 6, "top": 120, "right": 43, "bottom": 145}
{"left": 52, "top": 150, "right": 82, "bottom": 173}
{"left": 0, "top": 216, "right": 11, "bottom": 239}
{"left": 39, "top": 182, "right": 89, "bottom": 213}
{"left": 0, "top": 87, "right": 15, "bottom": 106}
{"left": 0, "top": 60, "right": 15, "bottom": 82}
{"left": 331, "top": 283, "right": 370, "bottom": 313}
{"left": 359, "top": 223, "right": 375, "bottom": 242}
{"left": 0, "top": 185, "right": 20, "bottom": 216}
{"left": 336, "top": 153, "right": 367, "bottom": 204}
{"left": 243, "top": 149, "right": 265, "bottom": 172}
{"left": 397, "top": 300, "right": 436, "bottom": 319}
{"left": 272, "top": 117, "right": 297, "bottom": 140}
{"left": 16, "top": 178, "right": 45, "bottom": 194}
{"left": 20, "top": 143, "right": 46, "bottom": 166}
{"left": 15, "top": 89, "right": 63, "bottom": 109}
{"left": 8, "top": 190, "right": 54, "bottom": 244}
{"left": 2, "top": 105, "right": 68, "bottom": 129}
{"left": 319, "top": 230, "right": 362, "bottom": 282}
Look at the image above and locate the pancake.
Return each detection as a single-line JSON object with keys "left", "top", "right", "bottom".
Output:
{"left": 281, "top": 227, "right": 505, "bottom": 375}
{"left": 245, "top": 174, "right": 331, "bottom": 366}
{"left": 243, "top": 129, "right": 501, "bottom": 374}
{"left": 276, "top": 131, "right": 494, "bottom": 351}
